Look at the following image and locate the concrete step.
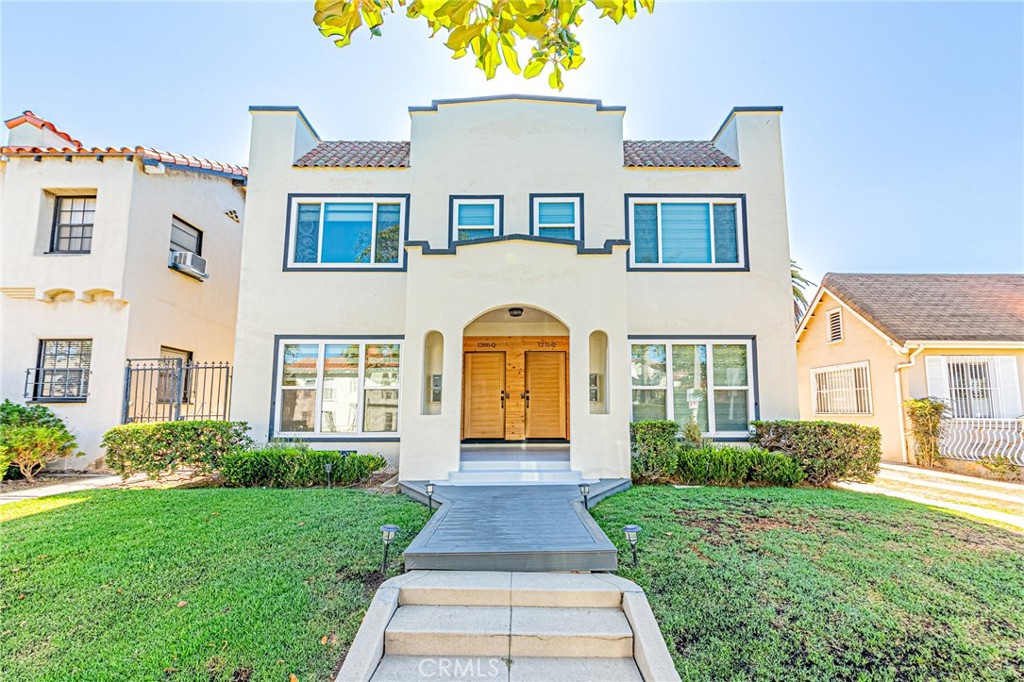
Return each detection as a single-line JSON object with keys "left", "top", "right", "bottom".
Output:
{"left": 511, "top": 606, "right": 633, "bottom": 658}
{"left": 385, "top": 605, "right": 510, "bottom": 657}
{"left": 445, "top": 469, "right": 584, "bottom": 485}
{"left": 399, "top": 571, "right": 623, "bottom": 608}
{"left": 383, "top": 604, "right": 633, "bottom": 659}
{"left": 460, "top": 459, "right": 572, "bottom": 472}
{"left": 370, "top": 655, "right": 643, "bottom": 681}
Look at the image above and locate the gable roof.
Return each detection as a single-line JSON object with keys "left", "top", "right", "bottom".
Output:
{"left": 293, "top": 139, "right": 738, "bottom": 169}
{"left": 807, "top": 273, "right": 1024, "bottom": 345}
{"left": 3, "top": 110, "right": 247, "bottom": 182}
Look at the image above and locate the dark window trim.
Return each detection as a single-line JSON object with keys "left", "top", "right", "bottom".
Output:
{"left": 170, "top": 216, "right": 204, "bottom": 256}
{"left": 448, "top": 195, "right": 504, "bottom": 247}
{"left": 623, "top": 193, "right": 750, "bottom": 272}
{"left": 268, "top": 334, "right": 406, "bottom": 442}
{"left": 528, "top": 193, "right": 585, "bottom": 242}
{"left": 31, "top": 338, "right": 93, "bottom": 403}
{"left": 48, "top": 195, "right": 97, "bottom": 255}
{"left": 281, "top": 193, "right": 411, "bottom": 272}
{"left": 626, "top": 334, "right": 760, "bottom": 434}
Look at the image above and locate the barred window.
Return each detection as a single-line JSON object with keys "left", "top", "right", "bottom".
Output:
{"left": 33, "top": 339, "right": 93, "bottom": 401}
{"left": 50, "top": 196, "right": 96, "bottom": 253}
{"left": 812, "top": 362, "right": 871, "bottom": 415}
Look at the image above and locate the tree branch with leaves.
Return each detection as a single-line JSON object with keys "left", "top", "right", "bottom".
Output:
{"left": 313, "top": 0, "right": 655, "bottom": 89}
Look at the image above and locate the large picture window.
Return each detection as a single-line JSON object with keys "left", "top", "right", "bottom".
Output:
{"left": 276, "top": 339, "right": 401, "bottom": 436}
{"left": 288, "top": 197, "right": 405, "bottom": 268}
{"left": 630, "top": 340, "right": 754, "bottom": 437}
{"left": 627, "top": 196, "right": 745, "bottom": 269}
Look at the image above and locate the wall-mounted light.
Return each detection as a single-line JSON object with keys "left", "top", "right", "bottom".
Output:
{"left": 508, "top": 307, "right": 524, "bottom": 318}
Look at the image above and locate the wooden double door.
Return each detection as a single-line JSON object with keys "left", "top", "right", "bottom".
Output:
{"left": 462, "top": 337, "right": 569, "bottom": 441}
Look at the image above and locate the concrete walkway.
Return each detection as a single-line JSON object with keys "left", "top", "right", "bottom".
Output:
{"left": 0, "top": 474, "right": 124, "bottom": 506}
{"left": 400, "top": 480, "right": 629, "bottom": 571}
{"left": 838, "top": 464, "right": 1024, "bottom": 530}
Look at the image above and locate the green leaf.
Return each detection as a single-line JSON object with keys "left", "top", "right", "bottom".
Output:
{"left": 523, "top": 57, "right": 546, "bottom": 79}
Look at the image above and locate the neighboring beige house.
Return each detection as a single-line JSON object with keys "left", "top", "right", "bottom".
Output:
{"left": 796, "top": 273, "right": 1024, "bottom": 471}
{"left": 232, "top": 95, "right": 799, "bottom": 484}
{"left": 1, "top": 111, "right": 247, "bottom": 469}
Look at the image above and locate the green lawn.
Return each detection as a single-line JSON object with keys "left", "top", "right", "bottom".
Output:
{"left": 0, "top": 488, "right": 429, "bottom": 682}
{"left": 593, "top": 486, "right": 1024, "bottom": 682}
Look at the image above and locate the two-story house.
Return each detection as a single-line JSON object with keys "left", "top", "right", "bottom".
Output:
{"left": 232, "top": 95, "right": 799, "bottom": 483}
{"left": 1, "top": 111, "right": 246, "bottom": 469}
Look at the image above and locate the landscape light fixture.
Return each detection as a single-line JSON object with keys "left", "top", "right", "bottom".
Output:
{"left": 623, "top": 525, "right": 641, "bottom": 567}
{"left": 380, "top": 524, "right": 399, "bottom": 573}
{"left": 324, "top": 461, "right": 333, "bottom": 488}
{"left": 508, "top": 307, "right": 524, "bottom": 318}
{"left": 425, "top": 482, "right": 436, "bottom": 512}
{"left": 579, "top": 482, "right": 590, "bottom": 509}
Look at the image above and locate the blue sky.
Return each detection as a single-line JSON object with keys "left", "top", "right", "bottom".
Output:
{"left": 2, "top": 1, "right": 1021, "bottom": 284}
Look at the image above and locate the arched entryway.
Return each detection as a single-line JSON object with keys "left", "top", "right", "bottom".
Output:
{"left": 461, "top": 305, "right": 570, "bottom": 443}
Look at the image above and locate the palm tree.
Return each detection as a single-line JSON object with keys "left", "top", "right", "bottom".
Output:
{"left": 791, "top": 261, "right": 815, "bottom": 325}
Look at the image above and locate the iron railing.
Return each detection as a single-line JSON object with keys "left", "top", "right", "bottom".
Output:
{"left": 121, "top": 358, "right": 232, "bottom": 424}
{"left": 23, "top": 367, "right": 91, "bottom": 402}
{"left": 939, "top": 418, "right": 1024, "bottom": 466}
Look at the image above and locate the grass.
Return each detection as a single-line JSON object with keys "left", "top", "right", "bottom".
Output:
{"left": 0, "top": 488, "right": 429, "bottom": 682}
{"left": 593, "top": 485, "right": 1024, "bottom": 682}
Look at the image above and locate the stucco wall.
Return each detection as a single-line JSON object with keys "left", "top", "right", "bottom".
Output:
{"left": 1, "top": 155, "right": 245, "bottom": 468}
{"left": 796, "top": 292, "right": 905, "bottom": 461}
{"left": 232, "top": 98, "right": 799, "bottom": 480}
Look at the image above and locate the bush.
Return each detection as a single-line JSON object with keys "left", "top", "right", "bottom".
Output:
{"left": 0, "top": 401, "right": 81, "bottom": 480}
{"left": 979, "top": 453, "right": 1023, "bottom": 482}
{"left": 751, "top": 420, "right": 881, "bottom": 486}
{"left": 630, "top": 420, "right": 680, "bottom": 482}
{"left": 903, "top": 397, "right": 949, "bottom": 468}
{"left": 218, "top": 447, "right": 388, "bottom": 487}
{"left": 103, "top": 421, "right": 252, "bottom": 478}
{"left": 675, "top": 445, "right": 805, "bottom": 487}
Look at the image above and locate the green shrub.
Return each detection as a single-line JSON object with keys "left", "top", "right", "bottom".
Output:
{"left": 903, "top": 397, "right": 949, "bottom": 468}
{"left": 675, "top": 445, "right": 805, "bottom": 487}
{"left": 218, "top": 447, "right": 388, "bottom": 487}
{"left": 681, "top": 418, "right": 707, "bottom": 450}
{"left": 102, "top": 421, "right": 252, "bottom": 478}
{"left": 630, "top": 420, "right": 680, "bottom": 482}
{"left": 751, "top": 420, "right": 881, "bottom": 486}
{"left": 0, "top": 401, "right": 81, "bottom": 480}
{"left": 979, "top": 453, "right": 1023, "bottom": 482}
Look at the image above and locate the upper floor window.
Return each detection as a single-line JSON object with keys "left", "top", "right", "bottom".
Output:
{"left": 532, "top": 195, "right": 581, "bottom": 240}
{"left": 170, "top": 217, "right": 203, "bottom": 257}
{"left": 451, "top": 196, "right": 502, "bottom": 242}
{"left": 28, "top": 339, "right": 93, "bottom": 402}
{"left": 288, "top": 196, "right": 405, "bottom": 268}
{"left": 627, "top": 196, "right": 745, "bottom": 269}
{"left": 50, "top": 196, "right": 96, "bottom": 253}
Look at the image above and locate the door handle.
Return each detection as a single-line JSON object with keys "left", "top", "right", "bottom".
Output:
{"left": 521, "top": 390, "right": 530, "bottom": 408}
{"left": 500, "top": 390, "right": 507, "bottom": 409}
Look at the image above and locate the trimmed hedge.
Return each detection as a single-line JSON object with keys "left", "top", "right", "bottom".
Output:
{"left": 751, "top": 419, "right": 881, "bottom": 486}
{"left": 676, "top": 445, "right": 805, "bottom": 487}
{"left": 218, "top": 448, "right": 387, "bottom": 488}
{"left": 630, "top": 420, "right": 680, "bottom": 483}
{"left": 103, "top": 421, "right": 252, "bottom": 478}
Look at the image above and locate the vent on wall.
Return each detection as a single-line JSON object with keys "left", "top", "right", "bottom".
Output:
{"left": 827, "top": 309, "right": 843, "bottom": 343}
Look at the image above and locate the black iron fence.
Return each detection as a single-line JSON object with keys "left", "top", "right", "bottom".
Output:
{"left": 121, "top": 358, "right": 232, "bottom": 424}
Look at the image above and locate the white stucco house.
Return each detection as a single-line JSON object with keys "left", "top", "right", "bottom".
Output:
{"left": 232, "top": 95, "right": 799, "bottom": 483}
{"left": 1, "top": 111, "right": 247, "bottom": 469}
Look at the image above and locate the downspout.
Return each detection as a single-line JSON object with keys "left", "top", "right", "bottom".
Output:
{"left": 894, "top": 345, "right": 926, "bottom": 464}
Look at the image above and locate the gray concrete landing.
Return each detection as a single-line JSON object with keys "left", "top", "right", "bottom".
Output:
{"left": 399, "top": 480, "right": 629, "bottom": 572}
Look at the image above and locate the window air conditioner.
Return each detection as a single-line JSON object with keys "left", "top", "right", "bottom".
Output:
{"left": 169, "top": 250, "right": 209, "bottom": 280}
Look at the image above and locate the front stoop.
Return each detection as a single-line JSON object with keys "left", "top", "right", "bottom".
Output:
{"left": 336, "top": 571, "right": 681, "bottom": 682}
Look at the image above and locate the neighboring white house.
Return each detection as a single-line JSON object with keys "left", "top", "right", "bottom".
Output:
{"left": 0, "top": 111, "right": 247, "bottom": 469}
{"left": 232, "top": 95, "right": 799, "bottom": 483}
